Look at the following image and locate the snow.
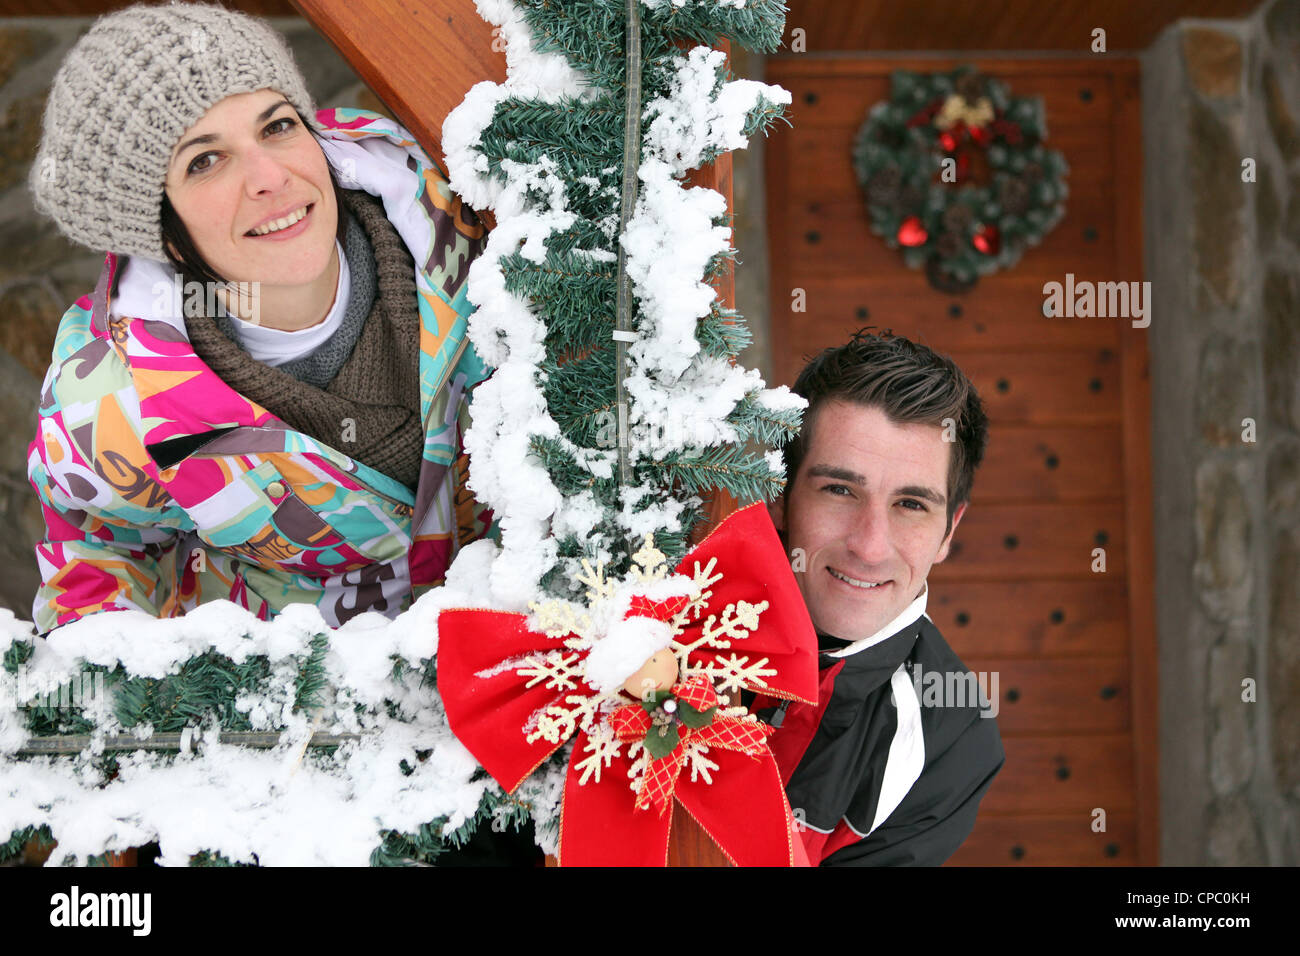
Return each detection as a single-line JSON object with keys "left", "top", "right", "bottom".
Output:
{"left": 474, "top": 0, "right": 592, "bottom": 100}
{"left": 641, "top": 0, "right": 749, "bottom": 9}
{"left": 625, "top": 358, "right": 759, "bottom": 459}
{"left": 0, "top": 720, "right": 493, "bottom": 866}
{"left": 0, "top": 581, "right": 512, "bottom": 865}
{"left": 39, "top": 601, "right": 323, "bottom": 680}
{"left": 643, "top": 47, "right": 791, "bottom": 177}
{"left": 431, "top": 0, "right": 802, "bottom": 654}
{"left": 550, "top": 489, "right": 609, "bottom": 543}
{"left": 765, "top": 450, "right": 787, "bottom": 479}
{"left": 442, "top": 81, "right": 510, "bottom": 211}
{"left": 618, "top": 484, "right": 692, "bottom": 539}
{"left": 443, "top": 0, "right": 595, "bottom": 211}
{"left": 757, "top": 384, "right": 808, "bottom": 412}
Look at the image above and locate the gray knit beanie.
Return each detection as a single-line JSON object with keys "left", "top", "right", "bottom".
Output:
{"left": 30, "top": 1, "right": 317, "bottom": 263}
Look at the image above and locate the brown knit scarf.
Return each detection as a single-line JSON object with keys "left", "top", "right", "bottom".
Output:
{"left": 183, "top": 189, "right": 424, "bottom": 490}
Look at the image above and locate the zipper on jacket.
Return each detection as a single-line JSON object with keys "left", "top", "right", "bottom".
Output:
{"left": 334, "top": 466, "right": 415, "bottom": 515}
{"left": 770, "top": 700, "right": 791, "bottom": 728}
{"left": 190, "top": 434, "right": 415, "bottom": 516}
{"left": 185, "top": 331, "right": 474, "bottom": 518}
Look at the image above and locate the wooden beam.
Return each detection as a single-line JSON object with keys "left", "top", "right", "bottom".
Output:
{"left": 291, "top": 0, "right": 505, "bottom": 165}
{"left": 780, "top": 0, "right": 1261, "bottom": 53}
{"left": 1110, "top": 65, "right": 1160, "bottom": 867}
{"left": 669, "top": 40, "right": 740, "bottom": 868}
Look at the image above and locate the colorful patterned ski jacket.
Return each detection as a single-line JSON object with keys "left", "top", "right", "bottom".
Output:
{"left": 27, "top": 109, "right": 493, "bottom": 637}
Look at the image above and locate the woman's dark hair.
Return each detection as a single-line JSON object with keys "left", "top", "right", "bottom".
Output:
{"left": 783, "top": 328, "right": 989, "bottom": 535}
{"left": 160, "top": 121, "right": 349, "bottom": 287}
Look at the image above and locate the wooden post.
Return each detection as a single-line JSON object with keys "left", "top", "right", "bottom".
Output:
{"left": 676, "top": 42, "right": 740, "bottom": 866}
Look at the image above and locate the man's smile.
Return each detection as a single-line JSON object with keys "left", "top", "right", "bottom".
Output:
{"left": 827, "top": 567, "right": 891, "bottom": 590}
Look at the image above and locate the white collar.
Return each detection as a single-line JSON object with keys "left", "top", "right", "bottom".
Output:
{"left": 822, "top": 584, "right": 929, "bottom": 659}
{"left": 224, "top": 239, "right": 349, "bottom": 364}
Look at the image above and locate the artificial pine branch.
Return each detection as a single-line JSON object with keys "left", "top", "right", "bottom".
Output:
{"left": 642, "top": 0, "right": 789, "bottom": 52}
{"left": 485, "top": 96, "right": 624, "bottom": 165}
{"left": 695, "top": 304, "right": 753, "bottom": 358}
{"left": 727, "top": 392, "right": 804, "bottom": 447}
{"left": 502, "top": 253, "right": 617, "bottom": 346}
{"left": 646, "top": 444, "right": 786, "bottom": 503}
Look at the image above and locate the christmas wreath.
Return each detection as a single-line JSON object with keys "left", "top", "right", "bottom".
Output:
{"left": 853, "top": 67, "right": 1069, "bottom": 293}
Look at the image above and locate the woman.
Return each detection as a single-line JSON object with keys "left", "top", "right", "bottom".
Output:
{"left": 26, "top": 2, "right": 494, "bottom": 636}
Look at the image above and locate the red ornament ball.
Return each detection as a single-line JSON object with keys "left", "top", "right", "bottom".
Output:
{"left": 897, "top": 216, "right": 929, "bottom": 247}
{"left": 972, "top": 223, "right": 1001, "bottom": 255}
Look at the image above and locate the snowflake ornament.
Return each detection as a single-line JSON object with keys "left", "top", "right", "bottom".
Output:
{"left": 437, "top": 503, "right": 819, "bottom": 866}
{"left": 512, "top": 531, "right": 776, "bottom": 794}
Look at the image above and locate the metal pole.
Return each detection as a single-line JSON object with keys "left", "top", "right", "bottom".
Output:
{"left": 14, "top": 730, "right": 365, "bottom": 756}
{"left": 613, "top": 0, "right": 643, "bottom": 558}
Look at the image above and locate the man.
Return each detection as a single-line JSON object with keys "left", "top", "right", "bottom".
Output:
{"left": 754, "top": 329, "right": 1004, "bottom": 866}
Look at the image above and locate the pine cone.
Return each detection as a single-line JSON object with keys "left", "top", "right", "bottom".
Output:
{"left": 943, "top": 203, "right": 974, "bottom": 233}
{"left": 936, "top": 230, "right": 964, "bottom": 258}
{"left": 997, "top": 178, "right": 1031, "bottom": 215}
{"left": 926, "top": 256, "right": 979, "bottom": 294}
{"left": 876, "top": 123, "right": 907, "bottom": 150}
{"left": 1023, "top": 162, "right": 1044, "bottom": 183}
{"left": 867, "top": 167, "right": 902, "bottom": 205}
{"left": 900, "top": 184, "right": 925, "bottom": 211}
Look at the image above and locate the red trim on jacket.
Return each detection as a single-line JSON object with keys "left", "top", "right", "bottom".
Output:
{"left": 753, "top": 657, "right": 846, "bottom": 863}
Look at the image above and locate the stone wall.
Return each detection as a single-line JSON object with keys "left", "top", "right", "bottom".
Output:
{"left": 1144, "top": 0, "right": 1300, "bottom": 865}
{"left": 0, "top": 17, "right": 382, "bottom": 620}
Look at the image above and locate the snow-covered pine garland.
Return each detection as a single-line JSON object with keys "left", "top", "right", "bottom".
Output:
{"left": 1, "top": 0, "right": 803, "bottom": 866}
{"left": 443, "top": 0, "right": 803, "bottom": 612}
{"left": 432, "top": 0, "right": 803, "bottom": 834}
{"left": 0, "top": 556, "right": 547, "bottom": 865}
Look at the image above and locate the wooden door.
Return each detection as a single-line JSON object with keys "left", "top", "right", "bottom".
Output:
{"left": 763, "top": 56, "right": 1157, "bottom": 865}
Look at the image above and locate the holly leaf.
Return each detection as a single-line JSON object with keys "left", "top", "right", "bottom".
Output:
{"left": 642, "top": 725, "right": 681, "bottom": 761}
{"left": 676, "top": 701, "right": 714, "bottom": 729}
{"left": 640, "top": 689, "right": 673, "bottom": 713}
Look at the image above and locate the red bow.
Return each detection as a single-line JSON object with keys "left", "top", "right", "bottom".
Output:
{"left": 609, "top": 676, "right": 773, "bottom": 815}
{"left": 437, "top": 503, "right": 818, "bottom": 866}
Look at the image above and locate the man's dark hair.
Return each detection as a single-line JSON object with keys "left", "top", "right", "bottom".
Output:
{"left": 160, "top": 123, "right": 349, "bottom": 286}
{"left": 783, "top": 328, "right": 989, "bottom": 533}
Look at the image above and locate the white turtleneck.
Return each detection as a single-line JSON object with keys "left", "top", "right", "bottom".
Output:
{"left": 224, "top": 239, "right": 349, "bottom": 366}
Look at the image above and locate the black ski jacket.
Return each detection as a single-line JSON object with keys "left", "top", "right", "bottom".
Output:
{"left": 755, "top": 605, "right": 1004, "bottom": 865}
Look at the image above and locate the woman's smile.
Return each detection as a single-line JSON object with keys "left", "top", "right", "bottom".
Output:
{"left": 246, "top": 202, "right": 314, "bottom": 239}
{"left": 164, "top": 90, "right": 339, "bottom": 290}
